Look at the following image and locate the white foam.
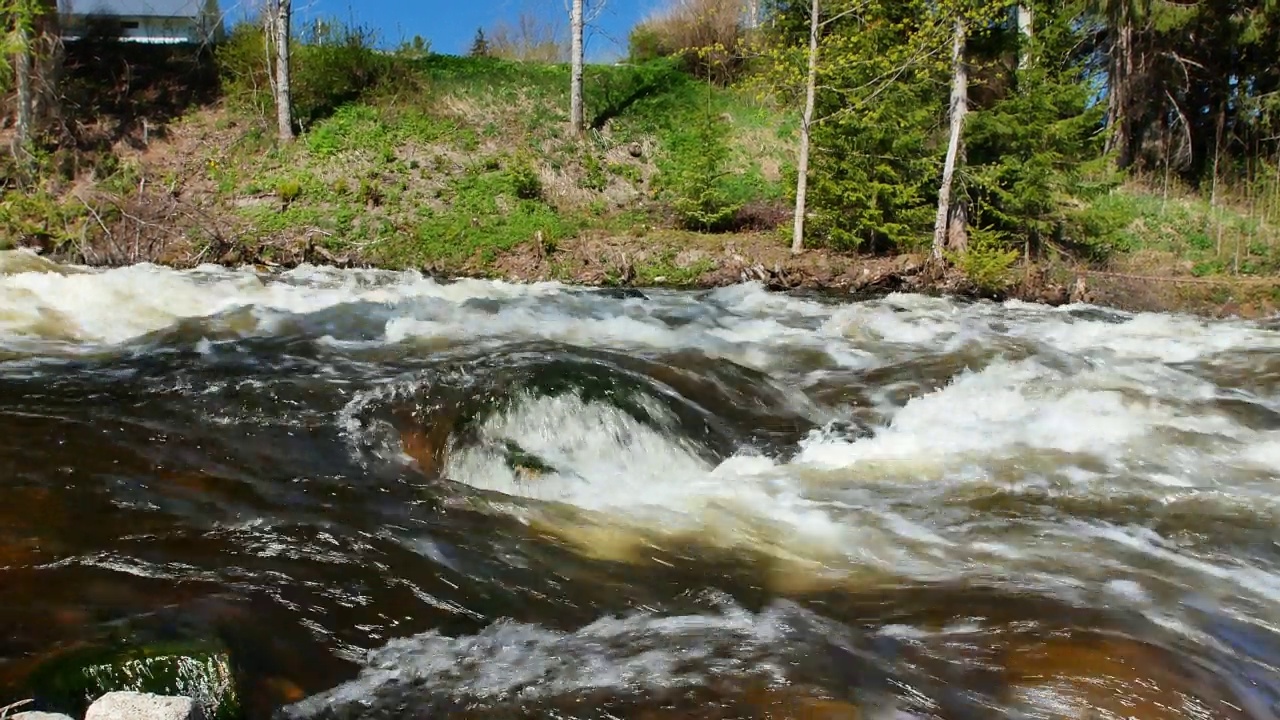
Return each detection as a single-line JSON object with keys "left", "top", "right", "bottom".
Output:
{"left": 11, "top": 252, "right": 1280, "bottom": 637}
{"left": 284, "top": 601, "right": 812, "bottom": 716}
{"left": 0, "top": 256, "right": 569, "bottom": 350}
{"left": 444, "top": 390, "right": 714, "bottom": 512}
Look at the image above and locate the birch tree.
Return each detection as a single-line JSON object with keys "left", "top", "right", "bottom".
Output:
{"left": 930, "top": 13, "right": 968, "bottom": 259}
{"left": 569, "top": 0, "right": 584, "bottom": 134}
{"left": 789, "top": 0, "right": 818, "bottom": 253}
{"left": 3, "top": 0, "right": 41, "bottom": 167}
{"left": 758, "top": 0, "right": 950, "bottom": 252}
{"left": 14, "top": 5, "right": 32, "bottom": 150}
{"left": 267, "top": 0, "right": 293, "bottom": 141}
{"left": 1016, "top": 3, "right": 1031, "bottom": 71}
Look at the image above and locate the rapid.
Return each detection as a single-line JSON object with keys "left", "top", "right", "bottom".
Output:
{"left": 3, "top": 248, "right": 1280, "bottom": 719}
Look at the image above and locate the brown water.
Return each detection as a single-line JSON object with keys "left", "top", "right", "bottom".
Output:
{"left": 3, "top": 251, "right": 1280, "bottom": 719}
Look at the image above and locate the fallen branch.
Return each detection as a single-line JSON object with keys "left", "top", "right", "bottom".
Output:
{"left": 0, "top": 699, "right": 33, "bottom": 719}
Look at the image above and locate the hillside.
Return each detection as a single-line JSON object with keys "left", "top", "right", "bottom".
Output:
{"left": 3, "top": 44, "right": 818, "bottom": 282}
{"left": 2, "top": 32, "right": 1280, "bottom": 316}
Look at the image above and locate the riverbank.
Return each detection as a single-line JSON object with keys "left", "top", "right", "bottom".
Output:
{"left": 8, "top": 216, "right": 1280, "bottom": 320}
{"left": 4, "top": 47, "right": 1278, "bottom": 319}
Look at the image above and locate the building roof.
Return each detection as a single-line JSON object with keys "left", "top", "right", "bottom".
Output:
{"left": 57, "top": 0, "right": 206, "bottom": 18}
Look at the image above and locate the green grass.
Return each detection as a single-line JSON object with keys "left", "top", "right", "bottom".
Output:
{"left": 197, "top": 46, "right": 796, "bottom": 266}
{"left": 1069, "top": 184, "right": 1280, "bottom": 276}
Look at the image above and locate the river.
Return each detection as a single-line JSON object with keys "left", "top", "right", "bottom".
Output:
{"left": 3, "top": 249, "right": 1280, "bottom": 719}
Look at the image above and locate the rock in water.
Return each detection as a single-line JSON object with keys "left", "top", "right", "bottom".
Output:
{"left": 21, "top": 638, "right": 240, "bottom": 720}
{"left": 85, "top": 691, "right": 203, "bottom": 720}
{"left": 11, "top": 712, "right": 77, "bottom": 720}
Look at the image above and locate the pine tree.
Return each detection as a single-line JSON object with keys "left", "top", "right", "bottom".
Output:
{"left": 469, "top": 27, "right": 491, "bottom": 57}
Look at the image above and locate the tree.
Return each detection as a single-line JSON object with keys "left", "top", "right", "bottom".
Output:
{"left": 469, "top": 27, "right": 491, "bottom": 57}
{"left": 486, "top": 11, "right": 568, "bottom": 62}
{"left": 757, "top": 0, "right": 950, "bottom": 252}
{"left": 962, "top": 0, "right": 1103, "bottom": 254}
{"left": 267, "top": 0, "right": 293, "bottom": 142}
{"left": 4, "top": 0, "right": 55, "bottom": 169}
{"left": 790, "top": 0, "right": 818, "bottom": 253}
{"left": 1016, "top": 3, "right": 1031, "bottom": 71}
{"left": 13, "top": 0, "right": 33, "bottom": 152}
{"left": 569, "top": 0, "right": 584, "bottom": 134}
{"left": 931, "top": 13, "right": 968, "bottom": 259}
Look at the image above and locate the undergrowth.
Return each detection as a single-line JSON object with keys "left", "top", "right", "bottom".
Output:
{"left": 1066, "top": 181, "right": 1280, "bottom": 276}
{"left": 196, "top": 22, "right": 796, "bottom": 265}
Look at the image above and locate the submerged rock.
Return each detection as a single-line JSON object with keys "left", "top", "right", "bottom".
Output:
{"left": 20, "top": 638, "right": 240, "bottom": 720}
{"left": 85, "top": 691, "right": 203, "bottom": 720}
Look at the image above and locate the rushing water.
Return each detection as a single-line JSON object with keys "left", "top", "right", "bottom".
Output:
{"left": 4, "top": 249, "right": 1280, "bottom": 719}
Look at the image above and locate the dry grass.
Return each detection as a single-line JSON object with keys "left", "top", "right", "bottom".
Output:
{"left": 630, "top": 0, "right": 751, "bottom": 83}
{"left": 486, "top": 10, "right": 570, "bottom": 63}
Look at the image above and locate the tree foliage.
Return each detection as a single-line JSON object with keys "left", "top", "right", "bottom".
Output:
{"left": 744, "top": 0, "right": 1280, "bottom": 258}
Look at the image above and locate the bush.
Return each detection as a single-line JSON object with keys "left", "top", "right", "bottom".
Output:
{"left": 654, "top": 109, "right": 743, "bottom": 231}
{"left": 214, "top": 23, "right": 275, "bottom": 119}
{"left": 215, "top": 19, "right": 414, "bottom": 131}
{"left": 627, "top": 0, "right": 748, "bottom": 84}
{"left": 949, "top": 227, "right": 1020, "bottom": 292}
{"left": 507, "top": 152, "right": 543, "bottom": 200}
{"left": 276, "top": 179, "right": 302, "bottom": 203}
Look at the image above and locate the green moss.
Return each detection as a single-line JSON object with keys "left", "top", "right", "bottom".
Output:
{"left": 635, "top": 248, "right": 716, "bottom": 286}
{"left": 22, "top": 639, "right": 241, "bottom": 720}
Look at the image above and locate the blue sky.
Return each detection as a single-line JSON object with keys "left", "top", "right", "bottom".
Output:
{"left": 223, "top": 0, "right": 657, "bottom": 61}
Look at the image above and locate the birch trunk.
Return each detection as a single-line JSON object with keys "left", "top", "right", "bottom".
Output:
{"left": 790, "top": 0, "right": 819, "bottom": 254}
{"left": 15, "top": 21, "right": 33, "bottom": 151}
{"left": 931, "top": 16, "right": 968, "bottom": 260}
{"left": 273, "top": 0, "right": 294, "bottom": 142}
{"left": 569, "top": 0, "right": 585, "bottom": 134}
{"left": 1016, "top": 4, "right": 1032, "bottom": 71}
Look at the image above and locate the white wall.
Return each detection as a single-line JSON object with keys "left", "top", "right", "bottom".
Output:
{"left": 62, "top": 14, "right": 216, "bottom": 44}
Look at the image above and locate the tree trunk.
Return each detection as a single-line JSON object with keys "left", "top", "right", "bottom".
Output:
{"left": 931, "top": 16, "right": 968, "bottom": 260}
{"left": 1211, "top": 99, "right": 1225, "bottom": 256}
{"left": 1016, "top": 4, "right": 1032, "bottom": 71}
{"left": 273, "top": 0, "right": 294, "bottom": 142}
{"left": 569, "top": 0, "right": 585, "bottom": 134}
{"left": 15, "top": 21, "right": 34, "bottom": 151}
{"left": 1104, "top": 4, "right": 1132, "bottom": 168}
{"left": 32, "top": 0, "right": 62, "bottom": 131}
{"left": 790, "top": 0, "right": 820, "bottom": 254}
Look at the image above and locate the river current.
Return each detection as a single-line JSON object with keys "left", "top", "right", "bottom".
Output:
{"left": 3, "top": 249, "right": 1280, "bottom": 719}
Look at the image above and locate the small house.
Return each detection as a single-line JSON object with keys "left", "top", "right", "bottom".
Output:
{"left": 58, "top": 0, "right": 225, "bottom": 45}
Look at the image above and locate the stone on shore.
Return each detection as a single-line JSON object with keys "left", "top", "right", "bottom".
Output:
{"left": 21, "top": 638, "right": 240, "bottom": 720}
{"left": 85, "top": 691, "right": 203, "bottom": 720}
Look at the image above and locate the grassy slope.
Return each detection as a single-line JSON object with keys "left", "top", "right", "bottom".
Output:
{"left": 1059, "top": 181, "right": 1280, "bottom": 314}
{"left": 181, "top": 54, "right": 797, "bottom": 277}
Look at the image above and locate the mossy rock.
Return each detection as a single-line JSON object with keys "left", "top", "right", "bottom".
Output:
{"left": 22, "top": 638, "right": 242, "bottom": 720}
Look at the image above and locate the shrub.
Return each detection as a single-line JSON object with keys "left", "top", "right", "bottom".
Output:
{"left": 949, "top": 227, "right": 1020, "bottom": 292}
{"left": 507, "top": 153, "right": 543, "bottom": 200}
{"left": 215, "top": 19, "right": 413, "bottom": 131}
{"left": 654, "top": 109, "right": 742, "bottom": 231}
{"left": 485, "top": 12, "right": 568, "bottom": 63}
{"left": 276, "top": 179, "right": 302, "bottom": 203}
{"left": 627, "top": 0, "right": 748, "bottom": 84}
